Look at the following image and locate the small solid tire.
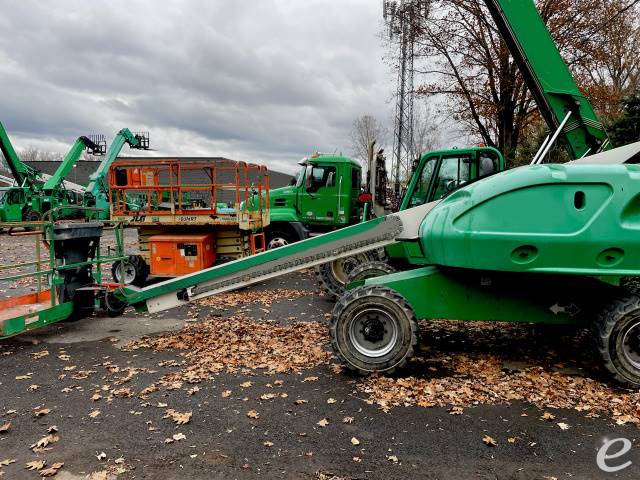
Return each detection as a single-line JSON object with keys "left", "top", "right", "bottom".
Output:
{"left": 347, "top": 261, "right": 397, "bottom": 283}
{"left": 594, "top": 294, "right": 640, "bottom": 388}
{"left": 330, "top": 285, "right": 419, "bottom": 375}
{"left": 104, "top": 291, "right": 127, "bottom": 318}
{"left": 23, "top": 209, "right": 41, "bottom": 231}
{"left": 111, "top": 255, "right": 149, "bottom": 287}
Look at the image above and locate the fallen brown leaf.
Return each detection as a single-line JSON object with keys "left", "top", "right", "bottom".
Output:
{"left": 482, "top": 435, "right": 497, "bottom": 446}
{"left": 164, "top": 409, "right": 192, "bottom": 425}
{"left": 0, "top": 422, "right": 10, "bottom": 433}
{"left": 30, "top": 434, "right": 59, "bottom": 451}
{"left": 26, "top": 460, "right": 46, "bottom": 471}
{"left": 40, "top": 462, "right": 63, "bottom": 477}
{"left": 246, "top": 410, "right": 259, "bottom": 419}
{"left": 317, "top": 418, "right": 329, "bottom": 427}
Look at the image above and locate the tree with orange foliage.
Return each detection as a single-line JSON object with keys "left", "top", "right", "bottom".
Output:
{"left": 404, "top": 0, "right": 639, "bottom": 165}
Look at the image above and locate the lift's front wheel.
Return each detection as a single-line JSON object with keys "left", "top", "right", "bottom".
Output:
{"left": 595, "top": 295, "right": 640, "bottom": 387}
{"left": 330, "top": 285, "right": 419, "bottom": 375}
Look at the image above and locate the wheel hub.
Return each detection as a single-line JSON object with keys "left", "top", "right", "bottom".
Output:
{"left": 349, "top": 308, "right": 398, "bottom": 358}
{"left": 362, "top": 317, "right": 385, "bottom": 343}
{"left": 622, "top": 320, "right": 640, "bottom": 369}
{"left": 268, "top": 237, "right": 288, "bottom": 249}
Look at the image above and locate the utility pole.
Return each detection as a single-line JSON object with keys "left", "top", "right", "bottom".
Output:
{"left": 383, "top": 0, "right": 428, "bottom": 197}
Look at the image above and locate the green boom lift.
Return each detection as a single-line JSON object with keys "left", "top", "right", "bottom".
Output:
{"left": 0, "top": 121, "right": 107, "bottom": 222}
{"left": 0, "top": 121, "right": 46, "bottom": 222}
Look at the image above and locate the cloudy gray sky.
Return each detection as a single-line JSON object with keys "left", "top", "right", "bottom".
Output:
{"left": 0, "top": 0, "right": 396, "bottom": 174}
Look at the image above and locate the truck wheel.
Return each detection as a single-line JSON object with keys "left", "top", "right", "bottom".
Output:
{"left": 23, "top": 208, "right": 41, "bottom": 231}
{"left": 111, "top": 255, "right": 149, "bottom": 287}
{"left": 331, "top": 285, "right": 419, "bottom": 375}
{"left": 594, "top": 295, "right": 640, "bottom": 387}
{"left": 348, "top": 261, "right": 397, "bottom": 283}
{"left": 266, "top": 230, "right": 293, "bottom": 249}
{"left": 315, "top": 252, "right": 375, "bottom": 299}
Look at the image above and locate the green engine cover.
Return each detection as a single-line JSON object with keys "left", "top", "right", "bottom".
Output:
{"left": 420, "top": 162, "right": 640, "bottom": 276}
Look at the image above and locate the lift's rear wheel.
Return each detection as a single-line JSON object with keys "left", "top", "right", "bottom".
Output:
{"left": 315, "top": 252, "right": 376, "bottom": 299}
{"left": 347, "top": 261, "right": 397, "bottom": 283}
{"left": 330, "top": 285, "right": 419, "bottom": 374}
{"left": 111, "top": 255, "right": 149, "bottom": 287}
{"left": 594, "top": 295, "right": 640, "bottom": 387}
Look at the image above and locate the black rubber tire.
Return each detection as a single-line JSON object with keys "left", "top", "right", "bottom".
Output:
{"left": 347, "top": 261, "right": 397, "bottom": 283}
{"left": 111, "top": 255, "right": 149, "bottom": 287}
{"left": 594, "top": 294, "right": 640, "bottom": 388}
{"left": 315, "top": 252, "right": 377, "bottom": 299}
{"left": 22, "top": 208, "right": 41, "bottom": 231}
{"left": 104, "top": 291, "right": 127, "bottom": 318}
{"left": 266, "top": 229, "right": 295, "bottom": 250}
{"left": 330, "top": 285, "right": 419, "bottom": 375}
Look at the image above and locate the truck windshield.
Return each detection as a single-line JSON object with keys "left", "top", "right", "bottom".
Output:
{"left": 295, "top": 165, "right": 306, "bottom": 187}
{"left": 406, "top": 158, "right": 437, "bottom": 207}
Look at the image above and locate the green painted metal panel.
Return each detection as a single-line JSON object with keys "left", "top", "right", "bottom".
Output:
{"left": 363, "top": 266, "right": 612, "bottom": 325}
{"left": 0, "top": 302, "right": 74, "bottom": 339}
{"left": 420, "top": 163, "right": 640, "bottom": 275}
{"left": 487, "top": 0, "right": 611, "bottom": 157}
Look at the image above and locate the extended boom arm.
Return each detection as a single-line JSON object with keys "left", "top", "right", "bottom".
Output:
{"left": 486, "top": 0, "right": 611, "bottom": 158}
{"left": 84, "top": 128, "right": 149, "bottom": 219}
{"left": 42, "top": 136, "right": 106, "bottom": 191}
{"left": 0, "top": 121, "right": 40, "bottom": 187}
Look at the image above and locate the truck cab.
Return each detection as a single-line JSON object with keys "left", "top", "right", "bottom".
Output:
{"left": 266, "top": 153, "right": 362, "bottom": 248}
{"left": 401, "top": 146, "right": 503, "bottom": 210}
{"left": 387, "top": 146, "right": 504, "bottom": 264}
{"left": 0, "top": 187, "right": 31, "bottom": 222}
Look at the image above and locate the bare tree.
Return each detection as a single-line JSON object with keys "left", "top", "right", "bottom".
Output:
{"left": 410, "top": 102, "right": 442, "bottom": 157}
{"left": 19, "top": 147, "right": 63, "bottom": 162}
{"left": 350, "top": 115, "right": 388, "bottom": 165}
{"left": 572, "top": 0, "right": 640, "bottom": 122}
{"left": 20, "top": 146, "right": 41, "bottom": 163}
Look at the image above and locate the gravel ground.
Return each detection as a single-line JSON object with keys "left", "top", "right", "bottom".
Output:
{"left": 0, "top": 231, "right": 639, "bottom": 479}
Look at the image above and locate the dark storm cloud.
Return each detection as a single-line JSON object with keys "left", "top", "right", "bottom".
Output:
{"left": 0, "top": 0, "right": 391, "bottom": 173}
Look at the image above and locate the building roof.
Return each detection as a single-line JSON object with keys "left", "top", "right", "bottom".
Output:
{"left": 1, "top": 157, "right": 294, "bottom": 189}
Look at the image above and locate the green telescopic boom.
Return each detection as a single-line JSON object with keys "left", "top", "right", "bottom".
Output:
{"left": 42, "top": 136, "right": 105, "bottom": 191}
{"left": 486, "top": 0, "right": 612, "bottom": 158}
{"left": 0, "top": 121, "right": 39, "bottom": 187}
{"left": 83, "top": 128, "right": 149, "bottom": 219}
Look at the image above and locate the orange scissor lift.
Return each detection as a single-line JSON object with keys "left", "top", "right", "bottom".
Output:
{"left": 108, "top": 158, "right": 270, "bottom": 285}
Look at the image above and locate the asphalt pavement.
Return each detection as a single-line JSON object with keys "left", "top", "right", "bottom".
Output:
{"left": 0, "top": 264, "right": 639, "bottom": 479}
